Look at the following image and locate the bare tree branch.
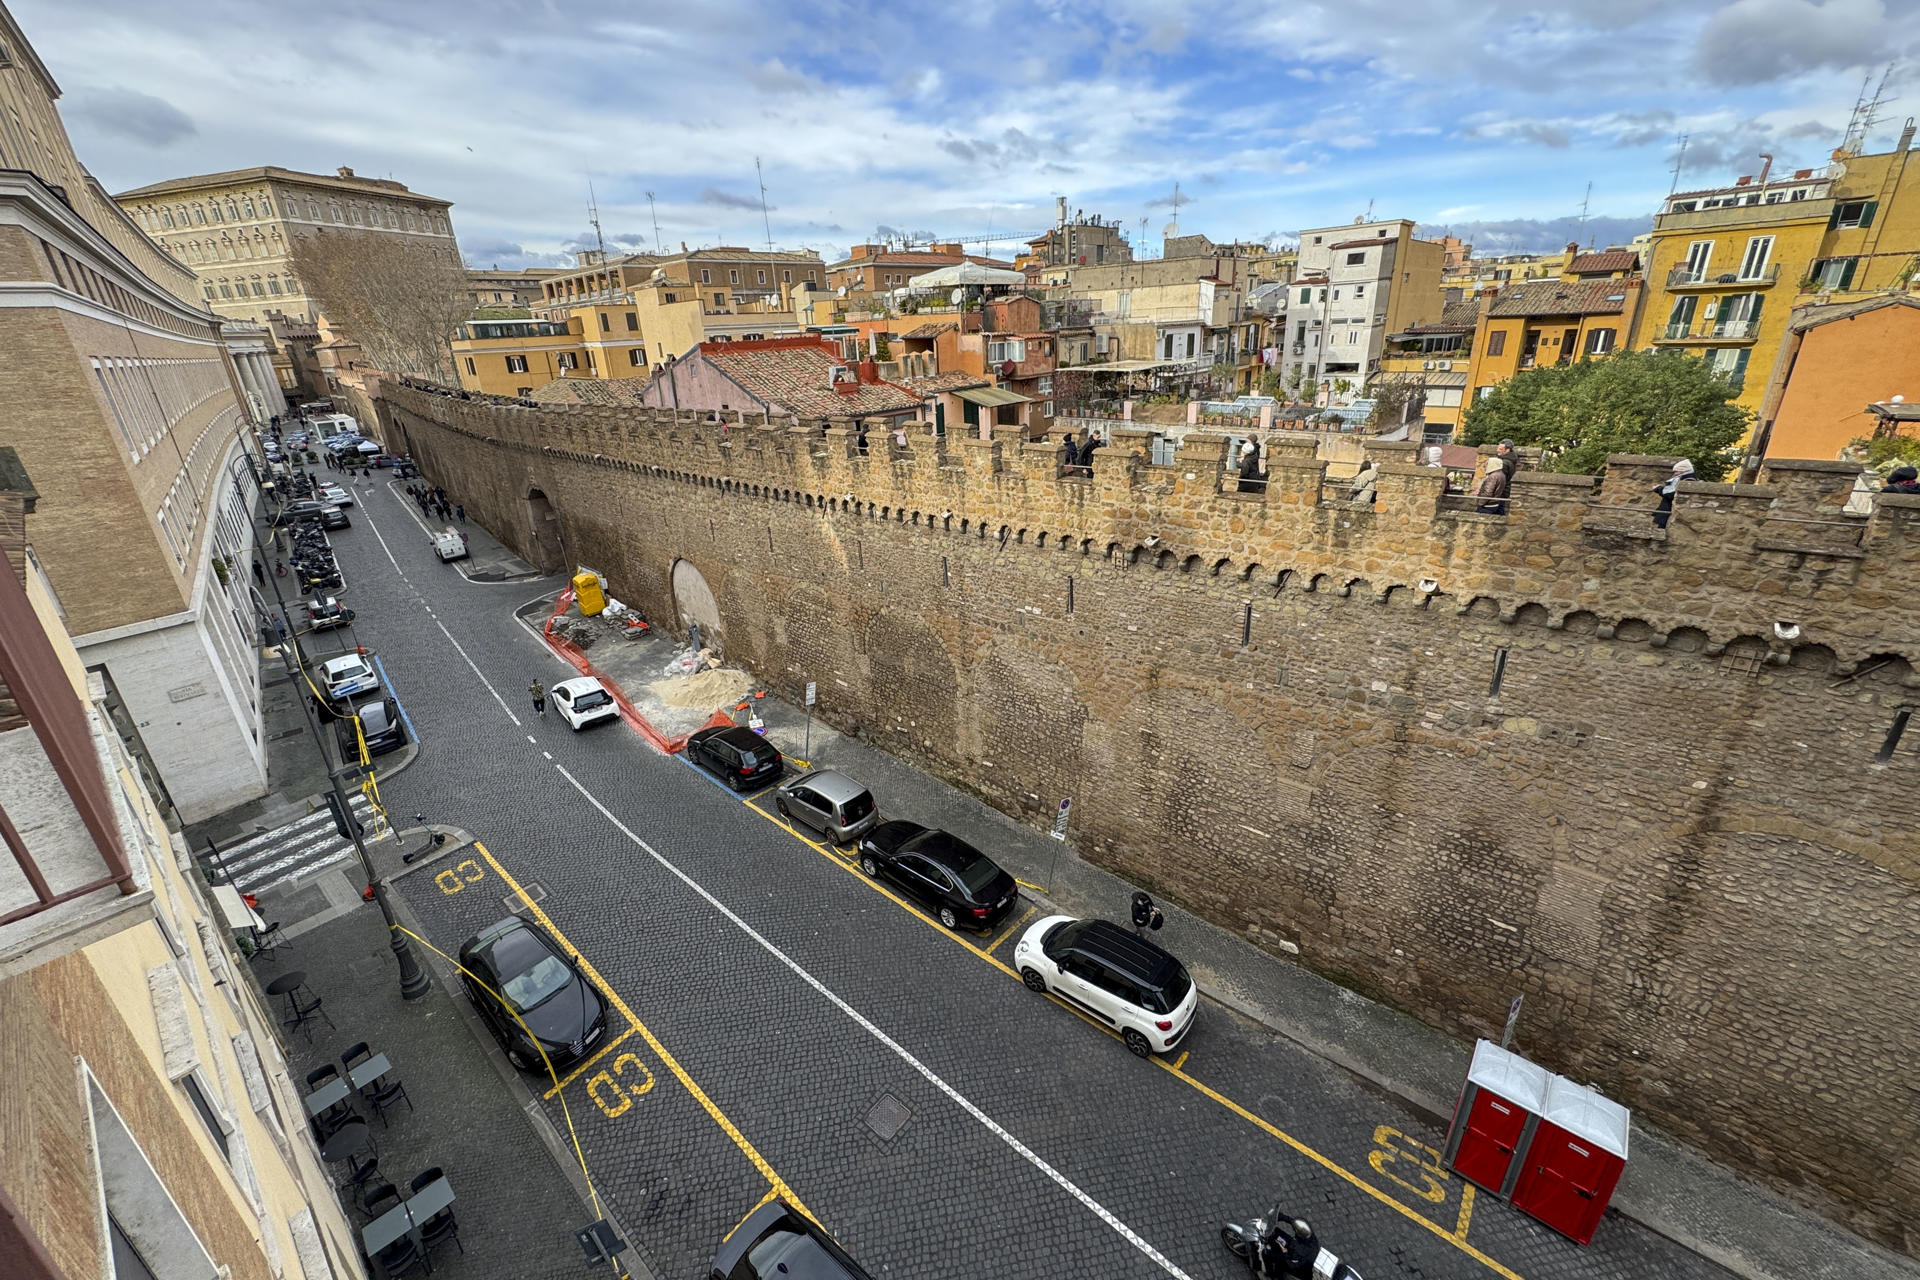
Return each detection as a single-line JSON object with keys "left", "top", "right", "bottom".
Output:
{"left": 288, "top": 227, "right": 470, "bottom": 383}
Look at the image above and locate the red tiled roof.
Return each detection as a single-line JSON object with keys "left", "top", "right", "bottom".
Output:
{"left": 1487, "top": 279, "right": 1637, "bottom": 319}
{"left": 696, "top": 338, "right": 923, "bottom": 418}
{"left": 903, "top": 321, "right": 957, "bottom": 339}
{"left": 902, "top": 371, "right": 989, "bottom": 394}
{"left": 828, "top": 251, "right": 1017, "bottom": 270}
{"left": 1566, "top": 250, "right": 1638, "bottom": 275}
{"left": 1328, "top": 236, "right": 1393, "bottom": 251}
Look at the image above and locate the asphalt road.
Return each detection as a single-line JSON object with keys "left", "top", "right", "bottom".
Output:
{"left": 327, "top": 478, "right": 1733, "bottom": 1280}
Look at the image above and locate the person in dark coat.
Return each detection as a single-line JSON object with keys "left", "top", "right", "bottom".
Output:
{"left": 1475, "top": 455, "right": 1511, "bottom": 514}
{"left": 1237, "top": 438, "right": 1267, "bottom": 492}
{"left": 1884, "top": 465, "right": 1920, "bottom": 495}
{"left": 1653, "top": 458, "right": 1694, "bottom": 529}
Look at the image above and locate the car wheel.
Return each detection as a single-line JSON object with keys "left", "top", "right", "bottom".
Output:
{"left": 1123, "top": 1028, "right": 1153, "bottom": 1059}
{"left": 860, "top": 854, "right": 880, "bottom": 878}
{"left": 1020, "top": 966, "right": 1048, "bottom": 993}
{"left": 938, "top": 905, "right": 959, "bottom": 929}
{"left": 775, "top": 796, "right": 789, "bottom": 818}
{"left": 726, "top": 772, "right": 741, "bottom": 792}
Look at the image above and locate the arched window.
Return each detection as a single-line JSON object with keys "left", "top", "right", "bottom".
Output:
{"left": 267, "top": 276, "right": 282, "bottom": 295}
{"left": 250, "top": 276, "right": 265, "bottom": 296}
{"left": 217, "top": 279, "right": 233, "bottom": 298}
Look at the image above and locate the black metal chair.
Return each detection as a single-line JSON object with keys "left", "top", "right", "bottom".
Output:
{"left": 410, "top": 1168, "right": 462, "bottom": 1258}
{"left": 359, "top": 1179, "right": 399, "bottom": 1221}
{"left": 249, "top": 920, "right": 289, "bottom": 960}
{"left": 305, "top": 1064, "right": 339, "bottom": 1091}
{"left": 341, "top": 1042, "right": 372, "bottom": 1076}
{"left": 376, "top": 1235, "right": 431, "bottom": 1277}
{"left": 288, "top": 989, "right": 334, "bottom": 1040}
{"left": 365, "top": 1072, "right": 413, "bottom": 1128}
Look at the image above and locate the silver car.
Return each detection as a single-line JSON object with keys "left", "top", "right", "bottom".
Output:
{"left": 774, "top": 769, "right": 879, "bottom": 845}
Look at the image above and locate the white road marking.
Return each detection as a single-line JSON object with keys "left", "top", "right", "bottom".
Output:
{"left": 550, "top": 763, "right": 1195, "bottom": 1280}
{"left": 542, "top": 751, "right": 553, "bottom": 760}
{"left": 528, "top": 734, "right": 538, "bottom": 743}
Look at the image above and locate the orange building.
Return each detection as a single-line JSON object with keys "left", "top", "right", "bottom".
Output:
{"left": 1466, "top": 251, "right": 1646, "bottom": 398}
{"left": 1748, "top": 294, "right": 1920, "bottom": 465}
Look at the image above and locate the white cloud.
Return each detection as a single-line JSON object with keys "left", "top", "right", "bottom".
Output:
{"left": 1694, "top": 0, "right": 1892, "bottom": 85}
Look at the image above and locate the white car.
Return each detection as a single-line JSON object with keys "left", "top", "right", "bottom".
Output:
{"left": 318, "top": 483, "right": 353, "bottom": 507}
{"left": 550, "top": 677, "right": 620, "bottom": 731}
{"left": 433, "top": 530, "right": 468, "bottom": 562}
{"left": 319, "top": 654, "right": 379, "bottom": 703}
{"left": 1013, "top": 915, "right": 1198, "bottom": 1058}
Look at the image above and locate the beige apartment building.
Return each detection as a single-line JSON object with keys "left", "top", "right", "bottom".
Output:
{"left": 113, "top": 165, "right": 458, "bottom": 326}
{"left": 0, "top": 2, "right": 274, "bottom": 823}
{"left": 535, "top": 245, "right": 826, "bottom": 315}
{"left": 467, "top": 265, "right": 562, "bottom": 311}
{"left": 1, "top": 451, "right": 364, "bottom": 1280}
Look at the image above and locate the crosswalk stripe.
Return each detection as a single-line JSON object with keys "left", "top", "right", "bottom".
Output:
{"left": 215, "top": 795, "right": 373, "bottom": 860}
{"left": 208, "top": 792, "right": 382, "bottom": 895}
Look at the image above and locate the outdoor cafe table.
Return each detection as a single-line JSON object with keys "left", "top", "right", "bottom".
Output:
{"left": 303, "top": 1077, "right": 351, "bottom": 1117}
{"left": 348, "top": 1053, "right": 393, "bottom": 1091}
{"left": 361, "top": 1175, "right": 454, "bottom": 1257}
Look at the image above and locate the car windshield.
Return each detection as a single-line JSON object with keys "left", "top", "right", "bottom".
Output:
{"left": 361, "top": 704, "right": 392, "bottom": 732}
{"left": 839, "top": 791, "right": 874, "bottom": 821}
{"left": 949, "top": 846, "right": 1003, "bottom": 895}
{"left": 744, "top": 1227, "right": 848, "bottom": 1280}
{"left": 1042, "top": 919, "right": 1082, "bottom": 958}
{"left": 330, "top": 661, "right": 370, "bottom": 682}
{"left": 571, "top": 689, "right": 612, "bottom": 710}
{"left": 737, "top": 745, "right": 763, "bottom": 767}
{"left": 493, "top": 933, "right": 574, "bottom": 1012}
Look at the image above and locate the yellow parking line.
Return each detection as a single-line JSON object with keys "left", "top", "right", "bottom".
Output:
{"left": 1014, "top": 877, "right": 1048, "bottom": 893}
{"left": 1455, "top": 1182, "right": 1476, "bottom": 1240}
{"left": 986, "top": 906, "right": 1037, "bottom": 955}
{"left": 543, "top": 1024, "right": 637, "bottom": 1099}
{"left": 1171, "top": 1051, "right": 1189, "bottom": 1072}
{"left": 731, "top": 808, "right": 1526, "bottom": 1278}
{"left": 472, "top": 842, "right": 808, "bottom": 1217}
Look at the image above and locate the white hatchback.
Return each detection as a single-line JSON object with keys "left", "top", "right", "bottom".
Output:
{"left": 319, "top": 654, "right": 379, "bottom": 703}
{"left": 318, "top": 483, "right": 353, "bottom": 507}
{"left": 551, "top": 677, "right": 619, "bottom": 731}
{"left": 1013, "top": 915, "right": 1198, "bottom": 1058}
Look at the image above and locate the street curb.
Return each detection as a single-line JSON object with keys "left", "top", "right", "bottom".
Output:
{"left": 380, "top": 834, "right": 654, "bottom": 1280}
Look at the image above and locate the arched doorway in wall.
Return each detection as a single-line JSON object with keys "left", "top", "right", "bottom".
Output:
{"left": 670, "top": 558, "right": 722, "bottom": 656}
{"left": 525, "top": 488, "right": 564, "bottom": 572}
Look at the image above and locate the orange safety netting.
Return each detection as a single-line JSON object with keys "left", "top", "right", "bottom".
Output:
{"left": 537, "top": 587, "right": 732, "bottom": 754}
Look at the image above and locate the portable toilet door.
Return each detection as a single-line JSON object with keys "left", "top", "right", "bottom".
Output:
{"left": 1510, "top": 1074, "right": 1631, "bottom": 1244}
{"left": 1442, "top": 1040, "right": 1549, "bottom": 1198}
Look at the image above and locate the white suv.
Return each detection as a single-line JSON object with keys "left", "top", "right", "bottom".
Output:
{"left": 1014, "top": 915, "right": 1197, "bottom": 1058}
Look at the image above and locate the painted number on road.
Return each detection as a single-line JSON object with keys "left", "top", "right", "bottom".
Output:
{"left": 586, "top": 1052, "right": 656, "bottom": 1118}
{"left": 1368, "top": 1124, "right": 1450, "bottom": 1205}
{"left": 434, "top": 859, "right": 486, "bottom": 894}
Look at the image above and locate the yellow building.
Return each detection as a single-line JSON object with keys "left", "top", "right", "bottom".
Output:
{"left": 1635, "top": 127, "right": 1920, "bottom": 418}
{"left": 1468, "top": 251, "right": 1645, "bottom": 398}
{"left": 1380, "top": 297, "right": 1482, "bottom": 437}
{"left": 451, "top": 317, "right": 588, "bottom": 396}
{"left": 1, "top": 449, "right": 361, "bottom": 1280}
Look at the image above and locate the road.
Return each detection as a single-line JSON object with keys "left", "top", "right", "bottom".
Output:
{"left": 325, "top": 477, "right": 1732, "bottom": 1280}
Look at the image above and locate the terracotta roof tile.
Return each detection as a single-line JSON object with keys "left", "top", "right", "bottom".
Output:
{"left": 1487, "top": 279, "right": 1636, "bottom": 319}
{"left": 903, "top": 321, "right": 957, "bottom": 339}
{"left": 698, "top": 339, "right": 923, "bottom": 418}
{"left": 901, "top": 371, "right": 989, "bottom": 393}
{"left": 1566, "top": 250, "right": 1638, "bottom": 274}
{"left": 528, "top": 377, "right": 652, "bottom": 407}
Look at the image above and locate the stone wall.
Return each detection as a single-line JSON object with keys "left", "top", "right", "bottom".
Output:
{"left": 380, "top": 381, "right": 1920, "bottom": 1254}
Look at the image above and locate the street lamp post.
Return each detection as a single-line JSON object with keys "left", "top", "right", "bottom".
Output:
{"left": 239, "top": 447, "right": 431, "bottom": 1000}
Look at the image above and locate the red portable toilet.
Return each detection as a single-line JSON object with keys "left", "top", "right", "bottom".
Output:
{"left": 1510, "top": 1074, "right": 1631, "bottom": 1244}
{"left": 1442, "top": 1040, "right": 1550, "bottom": 1198}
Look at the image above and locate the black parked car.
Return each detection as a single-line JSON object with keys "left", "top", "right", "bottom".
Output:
{"left": 269, "top": 500, "right": 328, "bottom": 526}
{"left": 857, "top": 821, "right": 1018, "bottom": 931}
{"left": 320, "top": 504, "right": 350, "bottom": 530}
{"left": 684, "top": 724, "right": 783, "bottom": 791}
{"left": 457, "top": 917, "right": 609, "bottom": 1073}
{"left": 708, "top": 1199, "right": 874, "bottom": 1280}
{"left": 336, "top": 697, "right": 405, "bottom": 758}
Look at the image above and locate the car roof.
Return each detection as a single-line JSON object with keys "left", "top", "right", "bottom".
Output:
{"left": 796, "top": 769, "right": 869, "bottom": 804}
{"left": 553, "top": 676, "right": 604, "bottom": 695}
{"left": 466, "top": 915, "right": 530, "bottom": 951}
{"left": 1067, "top": 919, "right": 1185, "bottom": 988}
{"left": 708, "top": 724, "right": 773, "bottom": 749}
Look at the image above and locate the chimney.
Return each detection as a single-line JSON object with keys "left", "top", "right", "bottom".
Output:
{"left": 337, "top": 166, "right": 355, "bottom": 179}
{"left": 1565, "top": 241, "right": 1579, "bottom": 255}
{"left": 856, "top": 360, "right": 879, "bottom": 383}
{"left": 1735, "top": 175, "right": 1751, "bottom": 186}
{"left": 1056, "top": 195, "right": 1068, "bottom": 228}
{"left": 1757, "top": 153, "right": 1774, "bottom": 185}
{"left": 932, "top": 243, "right": 963, "bottom": 256}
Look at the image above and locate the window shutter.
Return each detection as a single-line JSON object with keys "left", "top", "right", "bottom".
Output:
{"left": 148, "top": 964, "right": 201, "bottom": 1080}
{"left": 1828, "top": 206, "right": 1842, "bottom": 229}
{"left": 1859, "top": 201, "right": 1877, "bottom": 228}
{"left": 1839, "top": 259, "right": 1857, "bottom": 290}
{"left": 1747, "top": 295, "right": 1764, "bottom": 329}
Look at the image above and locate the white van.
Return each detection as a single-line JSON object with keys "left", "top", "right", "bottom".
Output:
{"left": 433, "top": 529, "right": 468, "bottom": 562}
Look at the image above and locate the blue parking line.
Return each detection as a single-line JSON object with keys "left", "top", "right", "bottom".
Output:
{"left": 679, "top": 755, "right": 745, "bottom": 794}
{"left": 371, "top": 655, "right": 419, "bottom": 745}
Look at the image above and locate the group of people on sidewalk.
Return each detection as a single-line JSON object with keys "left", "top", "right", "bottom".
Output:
{"left": 407, "top": 484, "right": 463, "bottom": 525}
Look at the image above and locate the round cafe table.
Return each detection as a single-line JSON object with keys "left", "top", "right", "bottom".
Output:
{"left": 321, "top": 1119, "right": 371, "bottom": 1166}
{"left": 265, "top": 970, "right": 306, "bottom": 997}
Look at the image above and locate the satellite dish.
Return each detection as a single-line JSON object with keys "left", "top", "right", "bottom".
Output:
{"left": 836, "top": 285, "right": 847, "bottom": 297}
{"left": 950, "top": 288, "right": 964, "bottom": 304}
{"left": 1893, "top": 394, "right": 1907, "bottom": 404}
{"left": 1162, "top": 222, "right": 1179, "bottom": 237}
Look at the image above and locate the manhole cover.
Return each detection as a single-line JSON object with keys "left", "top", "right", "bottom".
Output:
{"left": 864, "top": 1093, "right": 911, "bottom": 1143}
{"left": 505, "top": 882, "right": 549, "bottom": 913}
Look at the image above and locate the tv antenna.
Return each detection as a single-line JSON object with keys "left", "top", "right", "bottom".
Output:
{"left": 1668, "top": 134, "right": 1689, "bottom": 194}
{"left": 587, "top": 180, "right": 606, "bottom": 259}
{"left": 754, "top": 156, "right": 774, "bottom": 252}
{"left": 1841, "top": 63, "right": 1897, "bottom": 155}
{"left": 1578, "top": 181, "right": 1593, "bottom": 248}
{"left": 645, "top": 190, "right": 662, "bottom": 254}
{"left": 1166, "top": 181, "right": 1183, "bottom": 238}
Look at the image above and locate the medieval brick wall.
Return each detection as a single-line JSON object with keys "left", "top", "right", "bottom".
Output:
{"left": 381, "top": 382, "right": 1920, "bottom": 1254}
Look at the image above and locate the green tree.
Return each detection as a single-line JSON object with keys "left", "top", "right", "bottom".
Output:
{"left": 1459, "top": 350, "right": 1753, "bottom": 480}
{"left": 1847, "top": 433, "right": 1920, "bottom": 475}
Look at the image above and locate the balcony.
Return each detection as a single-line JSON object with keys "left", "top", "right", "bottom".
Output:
{"left": 1655, "top": 319, "right": 1760, "bottom": 344}
{"left": 1666, "top": 264, "right": 1780, "bottom": 289}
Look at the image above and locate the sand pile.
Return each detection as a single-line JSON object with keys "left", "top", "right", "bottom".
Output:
{"left": 648, "top": 666, "right": 755, "bottom": 709}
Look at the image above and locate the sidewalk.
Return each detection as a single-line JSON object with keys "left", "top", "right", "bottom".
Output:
{"left": 533, "top": 596, "right": 1918, "bottom": 1280}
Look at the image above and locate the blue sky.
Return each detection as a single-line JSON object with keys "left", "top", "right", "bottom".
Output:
{"left": 19, "top": 0, "right": 1920, "bottom": 267}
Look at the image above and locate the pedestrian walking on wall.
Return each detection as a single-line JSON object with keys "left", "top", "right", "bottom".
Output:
{"left": 456, "top": 503, "right": 465, "bottom": 524}
{"left": 529, "top": 679, "right": 546, "bottom": 716}
{"left": 1349, "top": 460, "right": 1380, "bottom": 507}
{"left": 1653, "top": 459, "right": 1694, "bottom": 529}
{"left": 1238, "top": 438, "right": 1267, "bottom": 493}
{"left": 1475, "top": 455, "right": 1510, "bottom": 515}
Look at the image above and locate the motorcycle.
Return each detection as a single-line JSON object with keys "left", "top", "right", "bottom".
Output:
{"left": 1220, "top": 1211, "right": 1361, "bottom": 1279}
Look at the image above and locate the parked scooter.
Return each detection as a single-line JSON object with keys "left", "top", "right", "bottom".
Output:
{"left": 1220, "top": 1211, "right": 1361, "bottom": 1278}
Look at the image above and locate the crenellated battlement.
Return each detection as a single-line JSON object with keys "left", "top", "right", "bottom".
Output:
{"left": 380, "top": 381, "right": 1920, "bottom": 666}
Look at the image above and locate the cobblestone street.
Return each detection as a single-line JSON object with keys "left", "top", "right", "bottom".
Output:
{"left": 303, "top": 477, "right": 1742, "bottom": 1280}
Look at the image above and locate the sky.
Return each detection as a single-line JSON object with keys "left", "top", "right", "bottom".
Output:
{"left": 17, "top": 0, "right": 1920, "bottom": 269}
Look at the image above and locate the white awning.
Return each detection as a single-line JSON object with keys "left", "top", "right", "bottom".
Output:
{"left": 909, "top": 262, "right": 1027, "bottom": 289}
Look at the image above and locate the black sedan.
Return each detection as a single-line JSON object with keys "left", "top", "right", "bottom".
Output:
{"left": 684, "top": 723, "right": 783, "bottom": 791}
{"left": 856, "top": 821, "right": 1018, "bottom": 932}
{"left": 335, "top": 697, "right": 405, "bottom": 758}
{"left": 457, "top": 918, "right": 609, "bottom": 1074}
{"left": 708, "top": 1199, "right": 874, "bottom": 1280}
